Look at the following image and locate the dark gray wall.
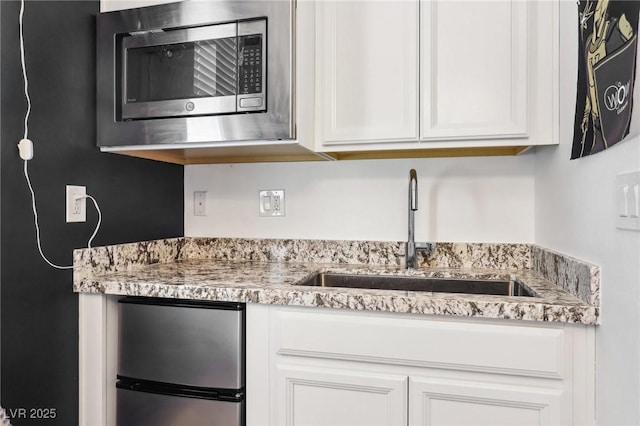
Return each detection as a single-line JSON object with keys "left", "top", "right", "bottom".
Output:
{"left": 0, "top": 1, "right": 184, "bottom": 424}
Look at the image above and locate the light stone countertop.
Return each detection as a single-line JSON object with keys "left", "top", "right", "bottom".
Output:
{"left": 73, "top": 238, "right": 599, "bottom": 325}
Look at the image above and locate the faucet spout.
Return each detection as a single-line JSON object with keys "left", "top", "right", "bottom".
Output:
{"left": 406, "top": 169, "right": 432, "bottom": 269}
{"left": 409, "top": 169, "right": 418, "bottom": 211}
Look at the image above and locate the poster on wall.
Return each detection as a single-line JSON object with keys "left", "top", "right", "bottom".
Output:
{"left": 572, "top": 0, "right": 640, "bottom": 159}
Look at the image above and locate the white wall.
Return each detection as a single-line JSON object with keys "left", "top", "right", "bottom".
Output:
{"left": 534, "top": 2, "right": 640, "bottom": 424}
{"left": 184, "top": 156, "right": 535, "bottom": 242}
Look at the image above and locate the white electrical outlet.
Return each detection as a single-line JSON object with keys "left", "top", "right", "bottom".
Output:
{"left": 66, "top": 185, "right": 86, "bottom": 223}
{"left": 259, "top": 190, "right": 285, "bottom": 217}
{"left": 194, "top": 191, "right": 207, "bottom": 216}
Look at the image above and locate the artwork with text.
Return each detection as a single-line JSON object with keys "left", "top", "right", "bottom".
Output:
{"left": 572, "top": 0, "right": 639, "bottom": 159}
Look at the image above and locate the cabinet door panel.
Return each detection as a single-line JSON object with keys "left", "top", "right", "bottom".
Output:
{"left": 409, "top": 377, "right": 566, "bottom": 426}
{"left": 317, "top": 1, "right": 419, "bottom": 144}
{"left": 276, "top": 365, "right": 407, "bottom": 426}
{"left": 421, "top": 0, "right": 528, "bottom": 140}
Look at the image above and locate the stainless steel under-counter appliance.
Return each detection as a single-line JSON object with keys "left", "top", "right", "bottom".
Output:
{"left": 116, "top": 297, "right": 245, "bottom": 426}
{"left": 97, "top": 0, "right": 295, "bottom": 148}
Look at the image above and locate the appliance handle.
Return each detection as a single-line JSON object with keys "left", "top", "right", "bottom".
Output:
{"left": 117, "top": 296, "right": 245, "bottom": 311}
{"left": 123, "top": 23, "right": 238, "bottom": 50}
{"left": 117, "top": 376, "right": 244, "bottom": 402}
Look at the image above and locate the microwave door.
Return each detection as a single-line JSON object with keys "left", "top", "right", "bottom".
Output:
{"left": 122, "top": 24, "right": 238, "bottom": 120}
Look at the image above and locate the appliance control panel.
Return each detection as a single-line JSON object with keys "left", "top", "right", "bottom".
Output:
{"left": 239, "top": 35, "right": 263, "bottom": 95}
{"left": 237, "top": 23, "right": 266, "bottom": 113}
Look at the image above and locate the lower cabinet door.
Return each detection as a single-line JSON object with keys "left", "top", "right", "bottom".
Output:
{"left": 408, "top": 377, "right": 566, "bottom": 426}
{"left": 276, "top": 365, "right": 408, "bottom": 426}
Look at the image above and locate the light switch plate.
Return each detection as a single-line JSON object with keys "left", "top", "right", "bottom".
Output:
{"left": 194, "top": 191, "right": 207, "bottom": 216}
{"left": 616, "top": 171, "right": 640, "bottom": 231}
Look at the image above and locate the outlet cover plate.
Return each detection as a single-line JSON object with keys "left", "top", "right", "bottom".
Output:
{"left": 259, "top": 190, "right": 285, "bottom": 217}
{"left": 66, "top": 185, "right": 86, "bottom": 223}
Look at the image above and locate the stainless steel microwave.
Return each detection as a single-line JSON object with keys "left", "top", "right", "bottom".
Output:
{"left": 97, "top": 0, "right": 295, "bottom": 147}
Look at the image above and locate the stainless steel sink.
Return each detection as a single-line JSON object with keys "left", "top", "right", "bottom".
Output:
{"left": 297, "top": 273, "right": 538, "bottom": 297}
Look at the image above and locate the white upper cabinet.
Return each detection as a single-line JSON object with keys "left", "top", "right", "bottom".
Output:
{"left": 316, "top": 0, "right": 559, "bottom": 153}
{"left": 316, "top": 1, "right": 420, "bottom": 145}
{"left": 420, "top": 0, "right": 527, "bottom": 140}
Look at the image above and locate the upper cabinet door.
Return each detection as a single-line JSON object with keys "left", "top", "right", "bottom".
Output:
{"left": 316, "top": 1, "right": 420, "bottom": 145}
{"left": 420, "top": 0, "right": 528, "bottom": 141}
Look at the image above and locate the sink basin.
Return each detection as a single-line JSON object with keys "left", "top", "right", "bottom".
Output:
{"left": 297, "top": 273, "right": 538, "bottom": 297}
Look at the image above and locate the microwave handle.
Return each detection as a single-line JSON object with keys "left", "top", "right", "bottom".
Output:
{"left": 122, "top": 23, "right": 238, "bottom": 50}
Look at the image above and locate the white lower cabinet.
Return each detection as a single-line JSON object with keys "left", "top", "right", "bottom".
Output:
{"left": 276, "top": 366, "right": 407, "bottom": 426}
{"left": 274, "top": 368, "right": 567, "bottom": 426}
{"left": 408, "top": 377, "right": 565, "bottom": 426}
{"left": 247, "top": 304, "right": 595, "bottom": 426}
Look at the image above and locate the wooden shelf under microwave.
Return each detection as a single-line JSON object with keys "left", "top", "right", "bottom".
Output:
{"left": 101, "top": 144, "right": 531, "bottom": 165}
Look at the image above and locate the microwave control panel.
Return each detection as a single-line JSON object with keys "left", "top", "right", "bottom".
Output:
{"left": 239, "top": 35, "right": 263, "bottom": 95}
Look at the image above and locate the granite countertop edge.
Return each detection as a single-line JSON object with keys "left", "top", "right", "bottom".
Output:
{"left": 73, "top": 259, "right": 599, "bottom": 325}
